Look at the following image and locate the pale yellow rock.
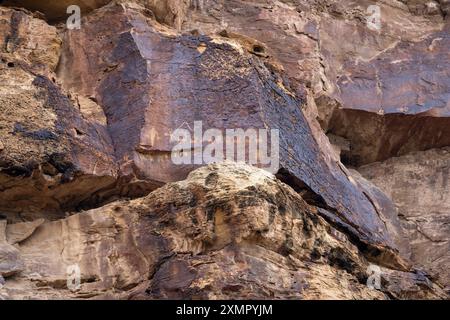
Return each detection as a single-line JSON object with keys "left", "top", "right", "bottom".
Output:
{"left": 1, "top": 164, "right": 444, "bottom": 299}
{"left": 0, "top": 220, "right": 25, "bottom": 277}
{"left": 6, "top": 219, "right": 45, "bottom": 245}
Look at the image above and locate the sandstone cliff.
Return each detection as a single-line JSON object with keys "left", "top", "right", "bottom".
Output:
{"left": 0, "top": 0, "right": 448, "bottom": 300}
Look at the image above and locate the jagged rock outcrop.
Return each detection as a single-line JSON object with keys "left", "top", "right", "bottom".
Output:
{"left": 0, "top": 54, "right": 119, "bottom": 217}
{"left": 0, "top": 0, "right": 448, "bottom": 300}
{"left": 0, "top": 163, "right": 445, "bottom": 300}
{"left": 324, "top": 24, "right": 450, "bottom": 165}
{"left": 181, "top": 0, "right": 450, "bottom": 166}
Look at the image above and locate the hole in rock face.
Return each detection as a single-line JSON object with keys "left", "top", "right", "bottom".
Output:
{"left": 7, "top": 62, "right": 15, "bottom": 68}
{"left": 252, "top": 45, "right": 265, "bottom": 53}
{"left": 74, "top": 128, "right": 84, "bottom": 136}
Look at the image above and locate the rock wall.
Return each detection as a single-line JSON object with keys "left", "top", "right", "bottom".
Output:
{"left": 0, "top": 0, "right": 448, "bottom": 300}
{"left": 359, "top": 148, "right": 450, "bottom": 292}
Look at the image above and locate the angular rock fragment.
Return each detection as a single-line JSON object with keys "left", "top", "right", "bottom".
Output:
{"left": 0, "top": 6, "right": 61, "bottom": 73}
{"left": 0, "top": 59, "right": 118, "bottom": 217}
{"left": 182, "top": 0, "right": 450, "bottom": 166}
{"left": 2, "top": 0, "right": 111, "bottom": 21}
{"left": 0, "top": 244, "right": 23, "bottom": 277}
{"left": 381, "top": 268, "right": 447, "bottom": 300}
{"left": 6, "top": 218, "right": 45, "bottom": 244}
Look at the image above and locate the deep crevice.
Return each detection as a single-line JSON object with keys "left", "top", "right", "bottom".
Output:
{"left": 325, "top": 108, "right": 450, "bottom": 167}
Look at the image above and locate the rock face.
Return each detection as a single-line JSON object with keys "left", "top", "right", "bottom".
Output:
{"left": 324, "top": 25, "right": 450, "bottom": 165}
{"left": 0, "top": 0, "right": 448, "bottom": 300}
{"left": 0, "top": 220, "right": 24, "bottom": 277}
{"left": 0, "top": 6, "right": 61, "bottom": 73}
{"left": 0, "top": 163, "right": 445, "bottom": 299}
{"left": 2, "top": 0, "right": 111, "bottom": 21}
{"left": 182, "top": 0, "right": 450, "bottom": 165}
{"left": 359, "top": 148, "right": 450, "bottom": 293}
{"left": 0, "top": 62, "right": 119, "bottom": 217}
{"left": 56, "top": 2, "right": 410, "bottom": 269}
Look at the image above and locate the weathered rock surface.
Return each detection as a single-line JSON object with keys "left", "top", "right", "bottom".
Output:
{"left": 0, "top": 6, "right": 61, "bottom": 73}
{"left": 324, "top": 25, "right": 450, "bottom": 165}
{"left": 2, "top": 0, "right": 111, "bottom": 21}
{"left": 55, "top": 2, "right": 410, "bottom": 269}
{"left": 180, "top": 0, "right": 450, "bottom": 166}
{"left": 0, "top": 0, "right": 448, "bottom": 300}
{"left": 0, "top": 163, "right": 445, "bottom": 300}
{"left": 0, "top": 220, "right": 24, "bottom": 277}
{"left": 0, "top": 59, "right": 118, "bottom": 217}
{"left": 6, "top": 218, "right": 44, "bottom": 244}
{"left": 359, "top": 148, "right": 450, "bottom": 292}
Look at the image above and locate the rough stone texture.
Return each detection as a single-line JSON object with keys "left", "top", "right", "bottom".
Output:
{"left": 0, "top": 6, "right": 61, "bottom": 74}
{"left": 0, "top": 61, "right": 118, "bottom": 217}
{"left": 359, "top": 148, "right": 450, "bottom": 292}
{"left": 325, "top": 25, "right": 450, "bottom": 165}
{"left": 0, "top": 220, "right": 24, "bottom": 277}
{"left": 0, "top": 163, "right": 445, "bottom": 299}
{"left": 2, "top": 0, "right": 111, "bottom": 21}
{"left": 56, "top": 2, "right": 410, "bottom": 268}
{"left": 0, "top": 0, "right": 448, "bottom": 300}
{"left": 6, "top": 218, "right": 45, "bottom": 244}
{"left": 181, "top": 0, "right": 450, "bottom": 166}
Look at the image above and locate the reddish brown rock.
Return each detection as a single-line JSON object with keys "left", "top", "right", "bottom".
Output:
{"left": 55, "top": 2, "right": 411, "bottom": 268}
{"left": 180, "top": 0, "right": 450, "bottom": 166}
{"left": 183, "top": 0, "right": 444, "bottom": 94}
{"left": 0, "top": 0, "right": 447, "bottom": 301}
{"left": 324, "top": 26, "right": 450, "bottom": 165}
{"left": 0, "top": 6, "right": 61, "bottom": 74}
{"left": 2, "top": 0, "right": 111, "bottom": 21}
{"left": 0, "top": 57, "right": 118, "bottom": 217}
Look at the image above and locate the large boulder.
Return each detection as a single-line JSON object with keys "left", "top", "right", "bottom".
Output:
{"left": 1, "top": 163, "right": 445, "bottom": 299}
{"left": 181, "top": 0, "right": 450, "bottom": 166}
